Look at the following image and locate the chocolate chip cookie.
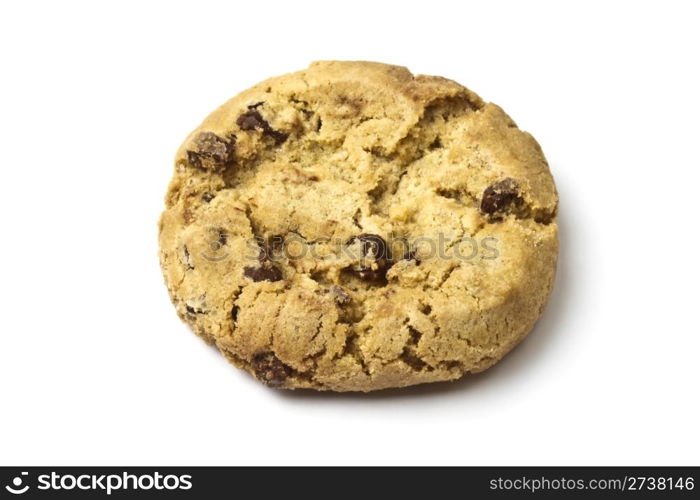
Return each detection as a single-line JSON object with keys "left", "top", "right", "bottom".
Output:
{"left": 158, "top": 61, "right": 558, "bottom": 391}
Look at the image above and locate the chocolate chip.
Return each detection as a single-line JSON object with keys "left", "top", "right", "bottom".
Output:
{"left": 242, "top": 236, "right": 284, "bottom": 282}
{"left": 231, "top": 304, "right": 239, "bottom": 323}
{"left": 480, "top": 178, "right": 522, "bottom": 216}
{"left": 202, "top": 193, "right": 215, "bottom": 203}
{"left": 251, "top": 352, "right": 292, "bottom": 387}
{"left": 217, "top": 230, "right": 228, "bottom": 246}
{"left": 348, "top": 233, "right": 391, "bottom": 261}
{"left": 354, "top": 268, "right": 388, "bottom": 282}
{"left": 243, "top": 263, "right": 283, "bottom": 282}
{"left": 265, "top": 128, "right": 289, "bottom": 145}
{"left": 236, "top": 108, "right": 288, "bottom": 145}
{"left": 186, "top": 132, "right": 235, "bottom": 170}
{"left": 236, "top": 109, "right": 266, "bottom": 130}
{"left": 429, "top": 136, "right": 442, "bottom": 150}
{"left": 346, "top": 234, "right": 393, "bottom": 282}
{"left": 324, "top": 285, "right": 350, "bottom": 305}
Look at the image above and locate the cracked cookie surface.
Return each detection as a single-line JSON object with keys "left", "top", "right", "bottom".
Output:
{"left": 158, "top": 61, "right": 559, "bottom": 392}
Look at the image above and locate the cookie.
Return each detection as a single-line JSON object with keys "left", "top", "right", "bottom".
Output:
{"left": 158, "top": 61, "right": 558, "bottom": 392}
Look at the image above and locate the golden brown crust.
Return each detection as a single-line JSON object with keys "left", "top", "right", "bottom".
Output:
{"left": 159, "top": 61, "right": 559, "bottom": 391}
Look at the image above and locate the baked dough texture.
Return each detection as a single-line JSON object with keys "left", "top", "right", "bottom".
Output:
{"left": 158, "top": 61, "right": 558, "bottom": 392}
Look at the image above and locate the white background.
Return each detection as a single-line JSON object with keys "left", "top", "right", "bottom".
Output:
{"left": 1, "top": 0, "right": 698, "bottom": 466}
